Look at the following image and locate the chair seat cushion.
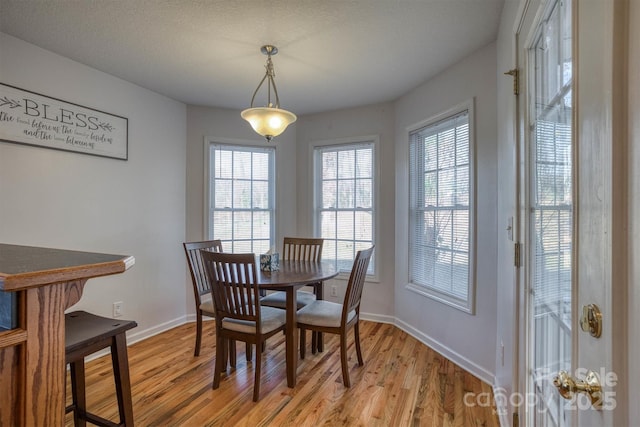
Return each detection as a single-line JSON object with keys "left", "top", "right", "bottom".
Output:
{"left": 222, "top": 306, "right": 286, "bottom": 334}
{"left": 199, "top": 295, "right": 215, "bottom": 314}
{"left": 260, "top": 290, "right": 316, "bottom": 309}
{"left": 296, "top": 300, "right": 356, "bottom": 328}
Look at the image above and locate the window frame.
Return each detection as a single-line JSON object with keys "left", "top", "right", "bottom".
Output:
{"left": 312, "top": 135, "right": 379, "bottom": 280}
{"left": 406, "top": 99, "right": 476, "bottom": 314}
{"left": 204, "top": 138, "right": 277, "bottom": 253}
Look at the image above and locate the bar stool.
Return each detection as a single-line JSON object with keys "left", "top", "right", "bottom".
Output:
{"left": 65, "top": 310, "right": 137, "bottom": 427}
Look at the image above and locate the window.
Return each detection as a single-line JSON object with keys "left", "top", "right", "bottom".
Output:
{"left": 408, "top": 103, "right": 475, "bottom": 312}
{"left": 207, "top": 143, "right": 275, "bottom": 254}
{"left": 314, "top": 140, "right": 375, "bottom": 274}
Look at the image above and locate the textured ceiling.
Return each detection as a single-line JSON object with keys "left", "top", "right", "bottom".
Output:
{"left": 0, "top": 0, "right": 504, "bottom": 115}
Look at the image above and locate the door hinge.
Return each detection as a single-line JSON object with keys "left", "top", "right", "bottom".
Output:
{"left": 513, "top": 411, "right": 519, "bottom": 427}
{"left": 504, "top": 68, "right": 519, "bottom": 96}
{"left": 514, "top": 242, "right": 522, "bottom": 268}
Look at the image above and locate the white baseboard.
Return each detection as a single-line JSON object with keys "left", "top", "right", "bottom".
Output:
{"left": 393, "top": 317, "right": 495, "bottom": 385}
{"left": 359, "top": 311, "right": 395, "bottom": 325}
{"left": 83, "top": 314, "right": 189, "bottom": 362}
{"left": 126, "top": 315, "right": 189, "bottom": 346}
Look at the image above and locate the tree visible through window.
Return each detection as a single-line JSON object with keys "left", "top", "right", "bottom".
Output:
{"left": 208, "top": 144, "right": 275, "bottom": 254}
{"left": 315, "top": 141, "right": 375, "bottom": 274}
{"left": 409, "top": 106, "right": 475, "bottom": 312}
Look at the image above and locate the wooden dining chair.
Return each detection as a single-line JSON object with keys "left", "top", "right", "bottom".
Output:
{"left": 260, "top": 237, "right": 324, "bottom": 351}
{"left": 260, "top": 237, "right": 324, "bottom": 309}
{"left": 296, "top": 246, "right": 374, "bottom": 387}
{"left": 183, "top": 240, "right": 249, "bottom": 363}
{"left": 201, "top": 251, "right": 286, "bottom": 402}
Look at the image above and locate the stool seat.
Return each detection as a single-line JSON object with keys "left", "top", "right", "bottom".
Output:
{"left": 66, "top": 310, "right": 137, "bottom": 427}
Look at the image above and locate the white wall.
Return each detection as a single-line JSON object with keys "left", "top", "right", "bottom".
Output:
{"left": 295, "top": 103, "right": 396, "bottom": 318}
{"left": 0, "top": 32, "right": 187, "bottom": 339}
{"left": 394, "top": 42, "right": 498, "bottom": 383}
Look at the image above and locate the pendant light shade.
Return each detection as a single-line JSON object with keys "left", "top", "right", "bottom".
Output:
{"left": 241, "top": 107, "right": 297, "bottom": 141}
{"left": 241, "top": 45, "right": 296, "bottom": 142}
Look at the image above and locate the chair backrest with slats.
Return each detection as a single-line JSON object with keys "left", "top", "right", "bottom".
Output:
{"left": 283, "top": 237, "right": 323, "bottom": 262}
{"left": 183, "top": 240, "right": 223, "bottom": 307}
{"left": 342, "top": 246, "right": 374, "bottom": 322}
{"left": 200, "top": 251, "right": 261, "bottom": 324}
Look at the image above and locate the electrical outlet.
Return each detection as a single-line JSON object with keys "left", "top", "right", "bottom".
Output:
{"left": 113, "top": 301, "right": 123, "bottom": 318}
{"left": 330, "top": 285, "right": 338, "bottom": 297}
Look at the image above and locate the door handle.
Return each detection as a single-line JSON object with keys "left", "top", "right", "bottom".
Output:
{"left": 553, "top": 370, "right": 602, "bottom": 408}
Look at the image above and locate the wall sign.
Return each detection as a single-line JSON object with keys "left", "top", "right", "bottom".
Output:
{"left": 0, "top": 83, "right": 128, "bottom": 160}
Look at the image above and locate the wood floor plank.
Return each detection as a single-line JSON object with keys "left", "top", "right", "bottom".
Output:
{"left": 65, "top": 320, "right": 499, "bottom": 426}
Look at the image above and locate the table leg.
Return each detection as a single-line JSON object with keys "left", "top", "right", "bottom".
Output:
{"left": 285, "top": 287, "right": 298, "bottom": 387}
{"left": 315, "top": 282, "right": 324, "bottom": 352}
{"left": 24, "top": 283, "right": 69, "bottom": 426}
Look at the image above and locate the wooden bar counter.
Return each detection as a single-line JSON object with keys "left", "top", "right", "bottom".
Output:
{"left": 0, "top": 244, "right": 134, "bottom": 426}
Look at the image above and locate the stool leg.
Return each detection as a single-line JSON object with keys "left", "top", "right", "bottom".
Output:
{"left": 70, "top": 360, "right": 87, "bottom": 427}
{"left": 111, "top": 333, "right": 134, "bottom": 426}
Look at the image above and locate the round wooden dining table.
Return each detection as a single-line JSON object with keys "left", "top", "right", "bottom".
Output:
{"left": 257, "top": 259, "right": 338, "bottom": 388}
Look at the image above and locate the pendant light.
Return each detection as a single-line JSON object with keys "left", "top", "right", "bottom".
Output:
{"left": 241, "top": 45, "right": 297, "bottom": 142}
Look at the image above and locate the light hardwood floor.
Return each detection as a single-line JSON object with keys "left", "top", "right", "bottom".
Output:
{"left": 65, "top": 320, "right": 499, "bottom": 426}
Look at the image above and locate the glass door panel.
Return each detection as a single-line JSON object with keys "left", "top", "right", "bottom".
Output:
{"left": 527, "top": 0, "right": 573, "bottom": 425}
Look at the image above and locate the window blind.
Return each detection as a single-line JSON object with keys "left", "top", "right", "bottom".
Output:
{"left": 409, "top": 110, "right": 471, "bottom": 304}
{"left": 532, "top": 119, "right": 572, "bottom": 312}
{"left": 209, "top": 144, "right": 275, "bottom": 254}
{"left": 315, "top": 142, "right": 375, "bottom": 274}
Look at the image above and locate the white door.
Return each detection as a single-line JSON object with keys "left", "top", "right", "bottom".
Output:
{"left": 515, "top": 0, "right": 628, "bottom": 425}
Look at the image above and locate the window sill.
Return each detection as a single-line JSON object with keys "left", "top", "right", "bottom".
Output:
{"left": 405, "top": 282, "right": 474, "bottom": 314}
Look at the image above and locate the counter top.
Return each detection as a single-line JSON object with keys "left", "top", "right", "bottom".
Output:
{"left": 0, "top": 244, "right": 135, "bottom": 291}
